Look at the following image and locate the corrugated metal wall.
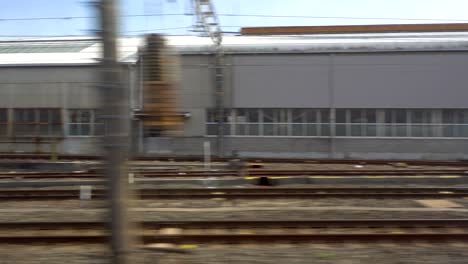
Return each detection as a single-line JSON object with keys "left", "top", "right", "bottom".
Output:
{"left": 227, "top": 52, "right": 468, "bottom": 110}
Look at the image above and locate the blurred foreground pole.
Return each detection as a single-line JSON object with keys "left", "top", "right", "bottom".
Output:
{"left": 98, "top": 0, "right": 132, "bottom": 263}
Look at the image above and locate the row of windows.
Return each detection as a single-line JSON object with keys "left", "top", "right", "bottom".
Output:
{"left": 13, "top": 109, "right": 62, "bottom": 137}
{"left": 69, "top": 109, "right": 103, "bottom": 136}
{"left": 0, "top": 109, "right": 103, "bottom": 137}
{"left": 206, "top": 109, "right": 468, "bottom": 138}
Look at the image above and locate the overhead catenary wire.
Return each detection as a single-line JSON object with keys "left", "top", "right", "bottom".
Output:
{"left": 123, "top": 26, "right": 192, "bottom": 33}
{"left": 1, "top": 13, "right": 468, "bottom": 22}
{"left": 3, "top": 13, "right": 468, "bottom": 38}
{"left": 0, "top": 26, "right": 244, "bottom": 37}
{"left": 0, "top": 63, "right": 462, "bottom": 69}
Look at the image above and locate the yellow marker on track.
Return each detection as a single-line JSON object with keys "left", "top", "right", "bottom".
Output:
{"left": 245, "top": 176, "right": 300, "bottom": 180}
{"left": 309, "top": 176, "right": 345, "bottom": 179}
{"left": 180, "top": 245, "right": 198, "bottom": 249}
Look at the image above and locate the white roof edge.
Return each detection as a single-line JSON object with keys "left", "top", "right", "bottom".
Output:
{"left": 2, "top": 33, "right": 468, "bottom": 66}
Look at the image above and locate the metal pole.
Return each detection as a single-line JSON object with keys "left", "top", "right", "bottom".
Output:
{"left": 192, "top": 0, "right": 223, "bottom": 157}
{"left": 215, "top": 49, "right": 224, "bottom": 157}
{"left": 328, "top": 54, "right": 336, "bottom": 159}
{"left": 204, "top": 141, "right": 211, "bottom": 170}
{"left": 98, "top": 1, "right": 132, "bottom": 263}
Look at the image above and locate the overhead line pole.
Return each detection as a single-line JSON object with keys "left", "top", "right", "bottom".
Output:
{"left": 193, "top": 0, "right": 224, "bottom": 157}
{"left": 214, "top": 46, "right": 224, "bottom": 157}
{"left": 98, "top": 0, "right": 132, "bottom": 263}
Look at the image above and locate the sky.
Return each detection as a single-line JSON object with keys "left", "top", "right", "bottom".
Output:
{"left": 1, "top": 0, "right": 468, "bottom": 37}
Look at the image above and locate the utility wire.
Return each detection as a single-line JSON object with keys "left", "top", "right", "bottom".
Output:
{"left": 1, "top": 13, "right": 468, "bottom": 22}
{"left": 0, "top": 26, "right": 243, "bottom": 37}
{"left": 0, "top": 13, "right": 187, "bottom": 21}
{"left": 124, "top": 26, "right": 191, "bottom": 33}
{"left": 218, "top": 14, "right": 468, "bottom": 22}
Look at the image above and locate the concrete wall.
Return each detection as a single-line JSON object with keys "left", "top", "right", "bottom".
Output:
{"left": 144, "top": 137, "right": 468, "bottom": 160}
{"left": 229, "top": 52, "right": 468, "bottom": 109}
{"left": 333, "top": 53, "right": 468, "bottom": 108}
{"left": 0, "top": 66, "right": 100, "bottom": 109}
{"left": 176, "top": 55, "right": 215, "bottom": 137}
{"left": 179, "top": 56, "right": 214, "bottom": 109}
{"left": 0, "top": 65, "right": 128, "bottom": 155}
{"left": 0, "top": 138, "right": 101, "bottom": 154}
{"left": 232, "top": 55, "right": 330, "bottom": 108}
{"left": 0, "top": 65, "right": 132, "bottom": 109}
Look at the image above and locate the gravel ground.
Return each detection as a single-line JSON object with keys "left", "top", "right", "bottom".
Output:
{"left": 138, "top": 209, "right": 468, "bottom": 221}
{"left": 0, "top": 245, "right": 110, "bottom": 264}
{"left": 2, "top": 183, "right": 468, "bottom": 190}
{"left": 252, "top": 163, "right": 468, "bottom": 171}
{"left": 2, "top": 242, "right": 468, "bottom": 264}
{"left": 3, "top": 160, "right": 464, "bottom": 174}
{"left": 137, "top": 198, "right": 430, "bottom": 209}
{"left": 446, "top": 198, "right": 468, "bottom": 208}
{"left": 1, "top": 162, "right": 467, "bottom": 263}
{"left": 1, "top": 208, "right": 468, "bottom": 222}
{"left": 280, "top": 183, "right": 468, "bottom": 188}
{"left": 0, "top": 198, "right": 432, "bottom": 209}
{"left": 155, "top": 242, "right": 468, "bottom": 264}
{"left": 131, "top": 160, "right": 468, "bottom": 171}
{"left": 2, "top": 180, "right": 467, "bottom": 189}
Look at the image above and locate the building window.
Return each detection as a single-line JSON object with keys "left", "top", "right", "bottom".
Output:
{"left": 12, "top": 109, "right": 62, "bottom": 137}
{"left": 235, "top": 108, "right": 259, "bottom": 136}
{"left": 290, "top": 109, "right": 330, "bottom": 136}
{"left": 262, "top": 109, "right": 288, "bottom": 136}
{"left": 335, "top": 109, "right": 378, "bottom": 137}
{"left": 206, "top": 108, "right": 468, "bottom": 138}
{"left": 335, "top": 109, "right": 347, "bottom": 136}
{"left": 68, "top": 109, "right": 103, "bottom": 136}
{"left": 442, "top": 109, "right": 468, "bottom": 137}
{"left": 0, "top": 109, "right": 7, "bottom": 136}
{"left": 410, "top": 109, "right": 432, "bottom": 137}
{"left": 206, "top": 109, "right": 231, "bottom": 136}
{"left": 382, "top": 109, "right": 400, "bottom": 136}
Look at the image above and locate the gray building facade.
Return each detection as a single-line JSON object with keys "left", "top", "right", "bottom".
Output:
{"left": 1, "top": 33, "right": 468, "bottom": 160}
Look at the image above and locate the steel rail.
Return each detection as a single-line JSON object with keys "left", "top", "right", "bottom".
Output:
{"left": 1, "top": 153, "right": 468, "bottom": 166}
{"left": 3, "top": 219, "right": 468, "bottom": 229}
{"left": 0, "top": 169, "right": 467, "bottom": 179}
{"left": 1, "top": 187, "right": 468, "bottom": 200}
{"left": 4, "top": 233, "right": 468, "bottom": 244}
{"left": 1, "top": 219, "right": 468, "bottom": 244}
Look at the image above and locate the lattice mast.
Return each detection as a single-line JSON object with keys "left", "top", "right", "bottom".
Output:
{"left": 192, "top": 0, "right": 225, "bottom": 156}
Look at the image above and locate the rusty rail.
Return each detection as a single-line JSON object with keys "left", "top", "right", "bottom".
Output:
{"left": 1, "top": 219, "right": 468, "bottom": 244}
{"left": 1, "top": 153, "right": 468, "bottom": 167}
{"left": 1, "top": 187, "right": 468, "bottom": 200}
{"left": 1, "top": 169, "right": 467, "bottom": 180}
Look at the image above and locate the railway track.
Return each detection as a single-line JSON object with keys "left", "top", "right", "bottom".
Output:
{"left": 1, "top": 153, "right": 468, "bottom": 166}
{"left": 0, "top": 169, "right": 466, "bottom": 179}
{"left": 138, "top": 169, "right": 468, "bottom": 177}
{"left": 1, "top": 219, "right": 468, "bottom": 244}
{"left": 1, "top": 187, "right": 468, "bottom": 200}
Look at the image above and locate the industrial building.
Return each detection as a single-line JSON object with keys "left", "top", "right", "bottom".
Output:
{"left": 1, "top": 26, "right": 468, "bottom": 160}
